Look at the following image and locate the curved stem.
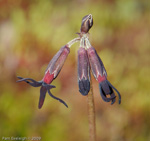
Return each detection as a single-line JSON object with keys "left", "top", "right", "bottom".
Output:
{"left": 87, "top": 77, "right": 96, "bottom": 141}
{"left": 67, "top": 37, "right": 80, "bottom": 48}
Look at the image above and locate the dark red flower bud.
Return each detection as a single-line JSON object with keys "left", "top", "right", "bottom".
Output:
{"left": 80, "top": 14, "right": 93, "bottom": 33}
{"left": 78, "top": 47, "right": 90, "bottom": 95}
{"left": 87, "top": 47, "right": 121, "bottom": 104}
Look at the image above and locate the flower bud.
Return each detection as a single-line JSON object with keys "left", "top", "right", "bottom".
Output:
{"left": 80, "top": 14, "right": 93, "bottom": 33}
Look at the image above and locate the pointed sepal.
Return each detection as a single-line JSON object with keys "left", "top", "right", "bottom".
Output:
{"left": 38, "top": 86, "right": 47, "bottom": 109}
{"left": 99, "top": 80, "right": 121, "bottom": 104}
{"left": 17, "top": 76, "right": 42, "bottom": 87}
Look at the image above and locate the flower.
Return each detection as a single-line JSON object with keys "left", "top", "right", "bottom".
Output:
{"left": 17, "top": 45, "right": 70, "bottom": 109}
{"left": 78, "top": 47, "right": 90, "bottom": 95}
{"left": 17, "top": 14, "right": 121, "bottom": 109}
{"left": 87, "top": 46, "right": 121, "bottom": 104}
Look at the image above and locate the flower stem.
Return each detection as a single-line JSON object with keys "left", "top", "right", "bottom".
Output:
{"left": 67, "top": 37, "right": 80, "bottom": 48}
{"left": 87, "top": 78, "right": 96, "bottom": 141}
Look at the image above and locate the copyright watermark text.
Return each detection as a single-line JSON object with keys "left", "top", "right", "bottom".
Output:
{"left": 2, "top": 136, "right": 41, "bottom": 141}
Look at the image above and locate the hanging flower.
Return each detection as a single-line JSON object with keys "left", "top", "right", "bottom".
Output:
{"left": 87, "top": 46, "right": 121, "bottom": 104}
{"left": 78, "top": 47, "right": 90, "bottom": 95}
{"left": 17, "top": 45, "right": 70, "bottom": 109}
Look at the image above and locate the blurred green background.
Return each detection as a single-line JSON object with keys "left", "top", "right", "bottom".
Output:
{"left": 0, "top": 0, "right": 150, "bottom": 141}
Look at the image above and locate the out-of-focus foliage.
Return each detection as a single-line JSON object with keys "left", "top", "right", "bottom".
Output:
{"left": 0, "top": 0, "right": 150, "bottom": 141}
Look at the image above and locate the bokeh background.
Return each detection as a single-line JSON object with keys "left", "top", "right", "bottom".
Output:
{"left": 0, "top": 0, "right": 150, "bottom": 141}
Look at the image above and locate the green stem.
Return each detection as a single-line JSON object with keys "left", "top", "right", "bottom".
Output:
{"left": 87, "top": 78, "right": 96, "bottom": 141}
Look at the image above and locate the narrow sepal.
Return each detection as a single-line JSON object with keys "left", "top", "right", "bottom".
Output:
{"left": 107, "top": 81, "right": 121, "bottom": 104}
{"left": 42, "top": 83, "right": 68, "bottom": 108}
{"left": 38, "top": 84, "right": 58, "bottom": 109}
{"left": 17, "top": 76, "right": 42, "bottom": 87}
{"left": 99, "top": 80, "right": 121, "bottom": 104}
{"left": 47, "top": 88, "right": 68, "bottom": 108}
{"left": 38, "top": 86, "right": 47, "bottom": 109}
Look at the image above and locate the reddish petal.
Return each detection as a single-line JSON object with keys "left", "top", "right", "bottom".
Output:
{"left": 97, "top": 75, "right": 107, "bottom": 83}
{"left": 43, "top": 70, "right": 54, "bottom": 84}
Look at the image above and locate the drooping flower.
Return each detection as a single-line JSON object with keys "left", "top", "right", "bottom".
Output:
{"left": 87, "top": 46, "right": 121, "bottom": 104}
{"left": 17, "top": 45, "right": 70, "bottom": 109}
{"left": 17, "top": 14, "right": 121, "bottom": 109}
{"left": 78, "top": 47, "right": 90, "bottom": 95}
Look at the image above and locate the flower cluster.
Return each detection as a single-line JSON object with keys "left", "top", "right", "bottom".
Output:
{"left": 17, "top": 14, "right": 121, "bottom": 109}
